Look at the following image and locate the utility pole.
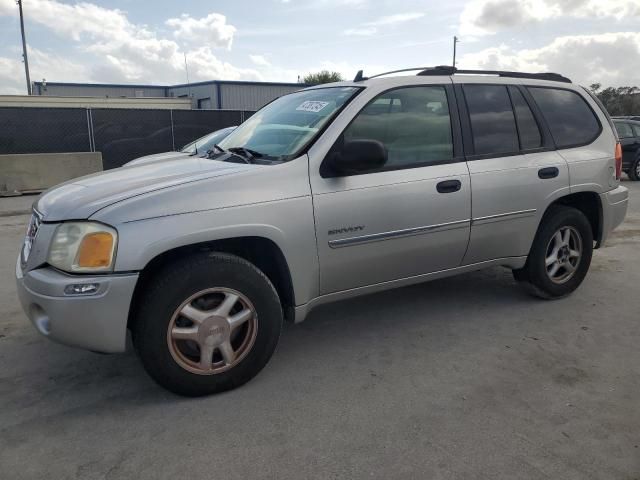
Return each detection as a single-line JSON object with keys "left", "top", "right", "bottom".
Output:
{"left": 17, "top": 0, "right": 32, "bottom": 95}
{"left": 452, "top": 36, "right": 459, "bottom": 70}
{"left": 183, "top": 53, "right": 192, "bottom": 98}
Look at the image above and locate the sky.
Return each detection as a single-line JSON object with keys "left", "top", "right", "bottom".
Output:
{"left": 0, "top": 0, "right": 639, "bottom": 95}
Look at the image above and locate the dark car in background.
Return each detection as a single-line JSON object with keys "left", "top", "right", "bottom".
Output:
{"left": 613, "top": 119, "right": 640, "bottom": 180}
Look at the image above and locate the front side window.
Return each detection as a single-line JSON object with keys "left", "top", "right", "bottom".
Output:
{"left": 614, "top": 121, "right": 633, "bottom": 138}
{"left": 218, "top": 86, "right": 360, "bottom": 159}
{"left": 464, "top": 85, "right": 519, "bottom": 156}
{"left": 528, "top": 87, "right": 601, "bottom": 148}
{"left": 341, "top": 85, "right": 454, "bottom": 169}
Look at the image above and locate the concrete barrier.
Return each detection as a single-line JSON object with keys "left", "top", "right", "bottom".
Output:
{"left": 0, "top": 152, "right": 103, "bottom": 195}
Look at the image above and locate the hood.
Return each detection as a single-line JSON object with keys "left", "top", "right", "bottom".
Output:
{"left": 124, "top": 151, "right": 194, "bottom": 167}
{"left": 36, "top": 156, "right": 254, "bottom": 221}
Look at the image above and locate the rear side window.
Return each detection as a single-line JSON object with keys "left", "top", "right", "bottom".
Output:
{"left": 615, "top": 121, "right": 633, "bottom": 138}
{"left": 528, "top": 87, "right": 601, "bottom": 148}
{"left": 508, "top": 87, "right": 542, "bottom": 150}
{"left": 633, "top": 124, "right": 640, "bottom": 137}
{"left": 464, "top": 85, "right": 519, "bottom": 156}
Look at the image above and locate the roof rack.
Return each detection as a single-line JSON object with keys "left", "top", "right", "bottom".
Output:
{"left": 353, "top": 66, "right": 572, "bottom": 84}
{"left": 418, "top": 66, "right": 572, "bottom": 83}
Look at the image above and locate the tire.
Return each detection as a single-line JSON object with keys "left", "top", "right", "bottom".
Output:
{"left": 513, "top": 205, "right": 593, "bottom": 299}
{"left": 628, "top": 156, "right": 640, "bottom": 181}
{"left": 133, "top": 252, "right": 282, "bottom": 396}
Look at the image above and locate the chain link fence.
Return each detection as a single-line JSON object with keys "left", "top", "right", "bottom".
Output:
{"left": 0, "top": 107, "right": 254, "bottom": 169}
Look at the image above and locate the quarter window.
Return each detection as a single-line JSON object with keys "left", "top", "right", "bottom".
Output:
{"left": 528, "top": 87, "right": 601, "bottom": 148}
{"left": 341, "top": 86, "right": 454, "bottom": 169}
{"left": 509, "top": 87, "right": 542, "bottom": 150}
{"left": 464, "top": 85, "right": 519, "bottom": 156}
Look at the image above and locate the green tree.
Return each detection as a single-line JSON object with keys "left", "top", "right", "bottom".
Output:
{"left": 589, "top": 83, "right": 640, "bottom": 116}
{"left": 302, "top": 70, "right": 344, "bottom": 85}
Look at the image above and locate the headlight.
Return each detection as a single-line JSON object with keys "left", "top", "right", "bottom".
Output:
{"left": 48, "top": 222, "right": 118, "bottom": 273}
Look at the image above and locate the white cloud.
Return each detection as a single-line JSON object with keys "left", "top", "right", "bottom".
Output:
{"left": 0, "top": 46, "right": 89, "bottom": 94}
{"left": 165, "top": 13, "right": 236, "bottom": 49}
{"left": 458, "top": 32, "right": 640, "bottom": 87}
{"left": 460, "top": 0, "right": 640, "bottom": 36}
{"left": 249, "top": 54, "right": 271, "bottom": 67}
{"left": 0, "top": 0, "right": 254, "bottom": 89}
{"left": 344, "top": 11, "right": 424, "bottom": 36}
{"left": 343, "top": 27, "right": 377, "bottom": 36}
{"left": 366, "top": 13, "right": 425, "bottom": 26}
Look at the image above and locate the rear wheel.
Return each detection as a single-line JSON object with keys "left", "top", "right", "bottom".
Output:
{"left": 513, "top": 206, "right": 593, "bottom": 299}
{"left": 133, "top": 252, "right": 282, "bottom": 396}
{"left": 628, "top": 157, "right": 640, "bottom": 181}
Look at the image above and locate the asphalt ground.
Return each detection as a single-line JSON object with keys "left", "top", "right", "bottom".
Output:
{"left": 1, "top": 182, "right": 639, "bottom": 479}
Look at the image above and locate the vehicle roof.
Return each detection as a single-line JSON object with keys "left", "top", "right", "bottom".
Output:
{"left": 302, "top": 74, "right": 583, "bottom": 91}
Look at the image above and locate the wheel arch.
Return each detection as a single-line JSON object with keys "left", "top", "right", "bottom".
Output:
{"left": 127, "top": 236, "right": 297, "bottom": 330}
{"left": 542, "top": 191, "right": 603, "bottom": 248}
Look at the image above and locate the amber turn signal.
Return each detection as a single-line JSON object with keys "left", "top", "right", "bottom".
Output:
{"left": 76, "top": 232, "right": 115, "bottom": 268}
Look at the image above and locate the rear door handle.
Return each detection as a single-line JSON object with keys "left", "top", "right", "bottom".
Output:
{"left": 436, "top": 179, "right": 462, "bottom": 193}
{"left": 538, "top": 167, "right": 559, "bottom": 179}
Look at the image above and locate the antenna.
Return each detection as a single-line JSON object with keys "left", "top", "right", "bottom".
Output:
{"left": 452, "top": 36, "right": 460, "bottom": 68}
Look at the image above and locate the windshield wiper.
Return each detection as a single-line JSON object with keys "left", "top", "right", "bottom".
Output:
{"left": 226, "top": 146, "right": 267, "bottom": 164}
{"left": 206, "top": 144, "right": 227, "bottom": 157}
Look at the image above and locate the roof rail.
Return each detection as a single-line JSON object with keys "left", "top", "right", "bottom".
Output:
{"left": 417, "top": 66, "right": 572, "bottom": 83}
{"left": 352, "top": 66, "right": 571, "bottom": 84}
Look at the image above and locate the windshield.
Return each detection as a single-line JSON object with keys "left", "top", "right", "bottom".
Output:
{"left": 181, "top": 126, "right": 236, "bottom": 155}
{"left": 217, "top": 86, "right": 361, "bottom": 160}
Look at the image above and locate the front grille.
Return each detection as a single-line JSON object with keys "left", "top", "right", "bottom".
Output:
{"left": 21, "top": 210, "right": 42, "bottom": 264}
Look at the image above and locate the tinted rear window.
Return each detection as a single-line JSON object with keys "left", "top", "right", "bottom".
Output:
{"left": 528, "top": 87, "right": 601, "bottom": 148}
{"left": 464, "top": 85, "right": 519, "bottom": 155}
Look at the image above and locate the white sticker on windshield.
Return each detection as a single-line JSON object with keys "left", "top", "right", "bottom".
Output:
{"left": 296, "top": 101, "right": 329, "bottom": 113}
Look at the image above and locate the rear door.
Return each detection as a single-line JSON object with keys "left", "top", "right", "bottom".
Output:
{"left": 455, "top": 81, "right": 570, "bottom": 264}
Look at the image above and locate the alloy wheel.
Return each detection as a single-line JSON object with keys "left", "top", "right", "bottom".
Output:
{"left": 167, "top": 287, "right": 258, "bottom": 375}
{"left": 545, "top": 226, "right": 582, "bottom": 284}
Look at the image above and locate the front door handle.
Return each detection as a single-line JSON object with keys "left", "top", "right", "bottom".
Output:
{"left": 538, "top": 167, "right": 559, "bottom": 179}
{"left": 436, "top": 179, "right": 462, "bottom": 193}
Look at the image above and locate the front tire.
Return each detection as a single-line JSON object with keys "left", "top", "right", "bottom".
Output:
{"left": 513, "top": 206, "right": 593, "bottom": 299}
{"left": 133, "top": 252, "right": 283, "bottom": 396}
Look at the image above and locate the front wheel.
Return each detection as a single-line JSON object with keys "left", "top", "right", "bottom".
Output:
{"left": 513, "top": 206, "right": 593, "bottom": 299}
{"left": 133, "top": 252, "right": 283, "bottom": 396}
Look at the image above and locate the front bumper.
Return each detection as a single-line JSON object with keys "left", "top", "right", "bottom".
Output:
{"left": 599, "top": 185, "right": 629, "bottom": 246}
{"left": 16, "top": 259, "right": 139, "bottom": 353}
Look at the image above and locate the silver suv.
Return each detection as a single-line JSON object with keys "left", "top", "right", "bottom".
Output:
{"left": 16, "top": 67, "right": 629, "bottom": 396}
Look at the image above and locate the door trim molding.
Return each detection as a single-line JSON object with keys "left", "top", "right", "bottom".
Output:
{"left": 471, "top": 208, "right": 537, "bottom": 226}
{"left": 328, "top": 218, "right": 471, "bottom": 248}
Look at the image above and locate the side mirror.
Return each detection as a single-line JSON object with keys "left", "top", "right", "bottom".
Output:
{"left": 329, "top": 139, "right": 387, "bottom": 175}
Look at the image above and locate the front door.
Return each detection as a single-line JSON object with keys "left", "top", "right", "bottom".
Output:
{"left": 309, "top": 84, "right": 471, "bottom": 295}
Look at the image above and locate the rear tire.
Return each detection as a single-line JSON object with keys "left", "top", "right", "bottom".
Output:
{"left": 628, "top": 157, "right": 640, "bottom": 181}
{"left": 133, "top": 252, "right": 282, "bottom": 396}
{"left": 513, "top": 206, "right": 593, "bottom": 299}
